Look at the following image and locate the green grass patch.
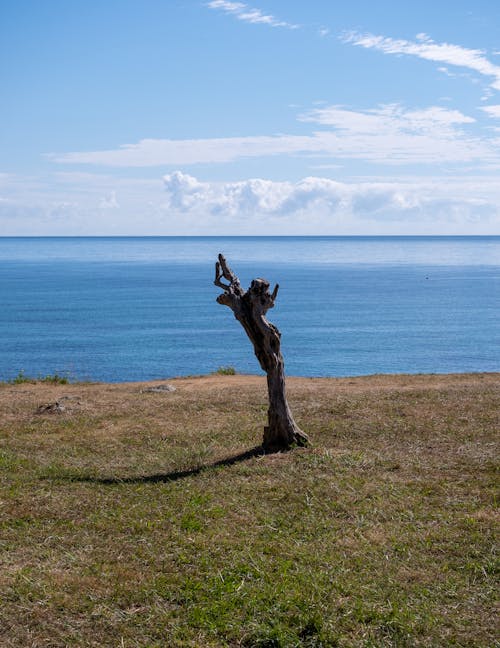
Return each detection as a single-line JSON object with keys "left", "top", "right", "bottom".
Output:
{"left": 5, "top": 370, "right": 70, "bottom": 385}
{"left": 0, "top": 373, "right": 498, "bottom": 646}
{"left": 212, "top": 366, "right": 237, "bottom": 375}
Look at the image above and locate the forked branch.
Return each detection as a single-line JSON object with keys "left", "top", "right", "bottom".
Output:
{"left": 214, "top": 254, "right": 243, "bottom": 296}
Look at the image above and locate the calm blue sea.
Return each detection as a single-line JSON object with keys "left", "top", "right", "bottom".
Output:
{"left": 0, "top": 236, "right": 498, "bottom": 382}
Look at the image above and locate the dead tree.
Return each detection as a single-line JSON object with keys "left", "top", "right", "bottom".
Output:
{"left": 214, "top": 254, "right": 309, "bottom": 452}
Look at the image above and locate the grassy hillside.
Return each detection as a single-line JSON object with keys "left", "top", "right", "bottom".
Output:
{"left": 0, "top": 373, "right": 498, "bottom": 647}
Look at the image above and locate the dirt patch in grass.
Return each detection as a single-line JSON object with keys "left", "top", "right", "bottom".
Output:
{"left": 0, "top": 373, "right": 498, "bottom": 647}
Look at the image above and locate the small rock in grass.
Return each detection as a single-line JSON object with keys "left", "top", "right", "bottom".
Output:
{"left": 141, "top": 384, "right": 176, "bottom": 394}
{"left": 35, "top": 401, "right": 65, "bottom": 414}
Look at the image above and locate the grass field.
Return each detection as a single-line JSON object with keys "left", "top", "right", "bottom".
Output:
{"left": 0, "top": 373, "right": 498, "bottom": 647}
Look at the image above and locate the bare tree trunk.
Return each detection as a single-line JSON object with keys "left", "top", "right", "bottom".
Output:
{"left": 214, "top": 254, "right": 309, "bottom": 452}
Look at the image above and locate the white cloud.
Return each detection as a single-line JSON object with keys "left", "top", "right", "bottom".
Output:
{"left": 1, "top": 170, "right": 499, "bottom": 235}
{"left": 48, "top": 104, "right": 496, "bottom": 168}
{"left": 206, "top": 1, "right": 298, "bottom": 29}
{"left": 481, "top": 105, "right": 500, "bottom": 118}
{"left": 162, "top": 171, "right": 499, "bottom": 231}
{"left": 99, "top": 191, "right": 119, "bottom": 209}
{"left": 47, "top": 134, "right": 319, "bottom": 166}
{"left": 0, "top": 172, "right": 164, "bottom": 234}
{"left": 343, "top": 31, "right": 500, "bottom": 91}
{"left": 163, "top": 171, "right": 292, "bottom": 214}
{"left": 301, "top": 104, "right": 475, "bottom": 132}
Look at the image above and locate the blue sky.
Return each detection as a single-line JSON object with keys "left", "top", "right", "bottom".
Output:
{"left": 1, "top": 0, "right": 500, "bottom": 234}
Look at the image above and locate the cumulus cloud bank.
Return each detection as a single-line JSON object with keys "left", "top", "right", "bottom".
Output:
{"left": 162, "top": 171, "right": 498, "bottom": 226}
{"left": 1, "top": 170, "right": 498, "bottom": 235}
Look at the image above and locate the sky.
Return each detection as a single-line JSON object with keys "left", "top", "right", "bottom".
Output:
{"left": 1, "top": 0, "right": 500, "bottom": 235}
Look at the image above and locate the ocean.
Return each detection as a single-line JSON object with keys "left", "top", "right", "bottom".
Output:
{"left": 0, "top": 236, "right": 498, "bottom": 382}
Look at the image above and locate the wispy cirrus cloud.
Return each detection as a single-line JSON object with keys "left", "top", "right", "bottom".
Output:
{"left": 206, "top": 1, "right": 298, "bottom": 29}
{"left": 48, "top": 134, "right": 318, "bottom": 166}
{"left": 343, "top": 31, "right": 500, "bottom": 91}
{"left": 300, "top": 104, "right": 475, "bottom": 134}
{"left": 48, "top": 104, "right": 496, "bottom": 168}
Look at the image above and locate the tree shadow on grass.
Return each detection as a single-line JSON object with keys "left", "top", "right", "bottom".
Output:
{"left": 49, "top": 446, "right": 265, "bottom": 485}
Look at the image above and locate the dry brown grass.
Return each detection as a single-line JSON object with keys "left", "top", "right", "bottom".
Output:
{"left": 0, "top": 373, "right": 498, "bottom": 647}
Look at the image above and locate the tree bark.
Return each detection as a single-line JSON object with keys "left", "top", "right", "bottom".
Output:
{"left": 214, "top": 254, "right": 309, "bottom": 452}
